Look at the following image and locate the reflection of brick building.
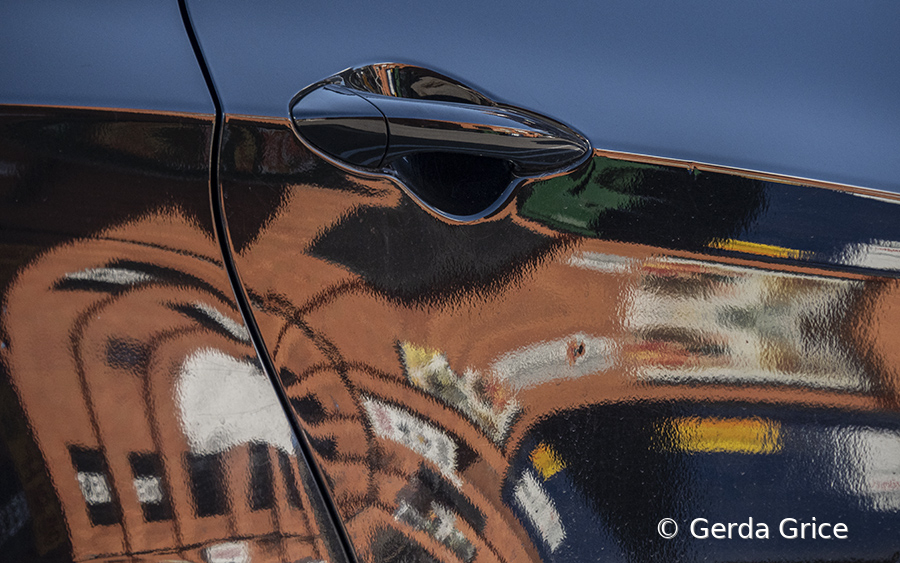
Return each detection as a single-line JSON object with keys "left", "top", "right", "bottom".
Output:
{"left": 14, "top": 116, "right": 893, "bottom": 562}
{"left": 3, "top": 213, "right": 334, "bottom": 562}
{"left": 216, "top": 135, "right": 900, "bottom": 561}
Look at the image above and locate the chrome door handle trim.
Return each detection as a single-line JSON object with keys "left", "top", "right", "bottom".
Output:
{"left": 289, "top": 63, "right": 591, "bottom": 221}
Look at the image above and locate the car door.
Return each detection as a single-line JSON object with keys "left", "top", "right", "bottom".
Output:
{"left": 0, "top": 3, "right": 345, "bottom": 562}
{"left": 185, "top": 1, "right": 900, "bottom": 562}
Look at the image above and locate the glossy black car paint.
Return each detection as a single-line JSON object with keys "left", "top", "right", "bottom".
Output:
{"left": 197, "top": 1, "right": 900, "bottom": 559}
{"left": 3, "top": 1, "right": 900, "bottom": 562}
{"left": 216, "top": 112, "right": 900, "bottom": 562}
{"left": 0, "top": 2, "right": 346, "bottom": 561}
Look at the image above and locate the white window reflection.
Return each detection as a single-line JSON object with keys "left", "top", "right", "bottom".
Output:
{"left": 491, "top": 333, "right": 616, "bottom": 391}
{"left": 204, "top": 541, "right": 250, "bottom": 563}
{"left": 363, "top": 396, "right": 460, "bottom": 486}
{"left": 64, "top": 267, "right": 155, "bottom": 285}
{"left": 132, "top": 475, "right": 164, "bottom": 505}
{"left": 623, "top": 256, "right": 868, "bottom": 391}
{"left": 76, "top": 471, "right": 112, "bottom": 505}
{"left": 176, "top": 348, "right": 294, "bottom": 455}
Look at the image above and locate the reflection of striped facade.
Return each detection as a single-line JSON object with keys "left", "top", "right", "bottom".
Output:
{"left": 3, "top": 215, "right": 335, "bottom": 562}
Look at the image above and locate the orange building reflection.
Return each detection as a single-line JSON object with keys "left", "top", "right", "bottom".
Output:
{"left": 2, "top": 212, "right": 337, "bottom": 562}
{"left": 5, "top": 116, "right": 900, "bottom": 563}
{"left": 214, "top": 119, "right": 900, "bottom": 562}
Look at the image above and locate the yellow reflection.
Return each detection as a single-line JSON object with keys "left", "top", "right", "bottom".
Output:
{"left": 709, "top": 239, "right": 810, "bottom": 260}
{"left": 661, "top": 417, "right": 782, "bottom": 454}
{"left": 530, "top": 442, "right": 566, "bottom": 480}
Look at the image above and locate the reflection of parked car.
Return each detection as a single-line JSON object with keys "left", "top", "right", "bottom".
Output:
{"left": 3, "top": 2, "right": 900, "bottom": 562}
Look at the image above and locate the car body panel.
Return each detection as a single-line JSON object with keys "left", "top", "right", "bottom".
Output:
{"left": 0, "top": 2, "right": 211, "bottom": 113}
{"left": 187, "top": 2, "right": 900, "bottom": 560}
{"left": 185, "top": 0, "right": 900, "bottom": 192}
{"left": 0, "top": 105, "right": 345, "bottom": 563}
{"left": 2, "top": 1, "right": 900, "bottom": 562}
{"left": 216, "top": 111, "right": 900, "bottom": 561}
{"left": 0, "top": 3, "right": 345, "bottom": 560}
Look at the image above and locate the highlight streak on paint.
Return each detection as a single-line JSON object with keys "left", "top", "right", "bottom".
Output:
{"left": 531, "top": 442, "right": 566, "bottom": 480}
{"left": 709, "top": 239, "right": 810, "bottom": 260}
{"left": 661, "top": 417, "right": 782, "bottom": 455}
{"left": 514, "top": 471, "right": 565, "bottom": 552}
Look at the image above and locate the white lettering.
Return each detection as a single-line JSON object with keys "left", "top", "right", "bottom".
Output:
{"left": 690, "top": 518, "right": 709, "bottom": 539}
{"left": 711, "top": 522, "right": 726, "bottom": 539}
{"left": 780, "top": 518, "right": 798, "bottom": 539}
{"left": 833, "top": 523, "right": 848, "bottom": 539}
{"left": 686, "top": 517, "right": 843, "bottom": 540}
{"left": 802, "top": 521, "right": 813, "bottom": 538}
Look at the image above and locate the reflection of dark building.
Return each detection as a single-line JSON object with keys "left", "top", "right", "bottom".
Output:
{"left": 308, "top": 197, "right": 568, "bottom": 305}
{"left": 512, "top": 402, "right": 900, "bottom": 562}
{"left": 518, "top": 157, "right": 767, "bottom": 249}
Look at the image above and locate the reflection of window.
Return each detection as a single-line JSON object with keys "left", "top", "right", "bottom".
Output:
{"left": 830, "top": 427, "right": 900, "bottom": 511}
{"left": 370, "top": 525, "right": 439, "bottom": 563}
{"left": 277, "top": 450, "right": 302, "bottom": 509}
{"left": 514, "top": 471, "right": 565, "bottom": 553}
{"left": 248, "top": 442, "right": 274, "bottom": 511}
{"left": 185, "top": 452, "right": 228, "bottom": 517}
{"left": 363, "top": 396, "right": 460, "bottom": 486}
{"left": 394, "top": 499, "right": 475, "bottom": 562}
{"left": 68, "top": 446, "right": 121, "bottom": 526}
{"left": 623, "top": 257, "right": 869, "bottom": 391}
{"left": 204, "top": 541, "right": 250, "bottom": 563}
{"left": 176, "top": 348, "right": 295, "bottom": 455}
{"left": 0, "top": 492, "right": 29, "bottom": 545}
{"left": 128, "top": 452, "right": 172, "bottom": 522}
{"left": 393, "top": 466, "right": 480, "bottom": 562}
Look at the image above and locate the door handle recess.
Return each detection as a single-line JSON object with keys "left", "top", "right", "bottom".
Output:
{"left": 290, "top": 64, "right": 590, "bottom": 220}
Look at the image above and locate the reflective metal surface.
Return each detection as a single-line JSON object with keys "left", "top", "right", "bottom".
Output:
{"left": 290, "top": 64, "right": 590, "bottom": 220}
{"left": 0, "top": 107, "right": 344, "bottom": 562}
{"left": 220, "top": 114, "right": 900, "bottom": 562}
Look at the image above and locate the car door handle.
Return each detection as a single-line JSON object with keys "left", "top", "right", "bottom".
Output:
{"left": 290, "top": 64, "right": 590, "bottom": 220}
{"left": 292, "top": 83, "right": 589, "bottom": 173}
